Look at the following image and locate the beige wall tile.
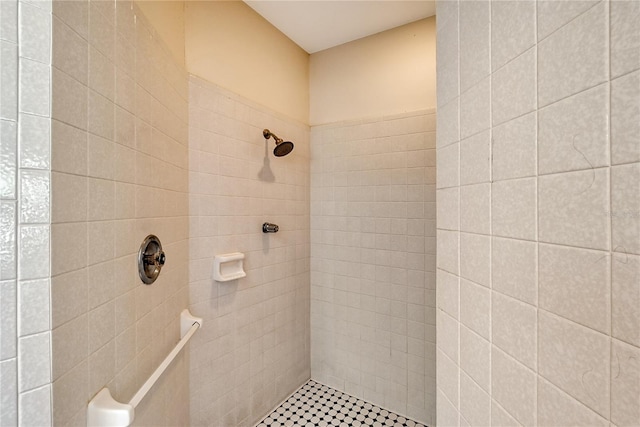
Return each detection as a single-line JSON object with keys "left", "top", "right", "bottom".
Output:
{"left": 538, "top": 83, "right": 609, "bottom": 175}
{"left": 492, "top": 237, "right": 537, "bottom": 305}
{"left": 51, "top": 222, "right": 87, "bottom": 276}
{"left": 114, "top": 182, "right": 136, "bottom": 220}
{"left": 51, "top": 120, "right": 87, "bottom": 175}
{"left": 538, "top": 312, "right": 610, "bottom": 418}
{"left": 87, "top": 177, "right": 114, "bottom": 221}
{"left": 460, "top": 233, "right": 490, "bottom": 288}
{"left": 88, "top": 302, "right": 114, "bottom": 355}
{"left": 611, "top": 339, "right": 640, "bottom": 426}
{"left": 460, "top": 279, "right": 490, "bottom": 340}
{"left": 52, "top": 172, "right": 87, "bottom": 224}
{"left": 437, "top": 188, "right": 459, "bottom": 231}
{"left": 492, "top": 48, "right": 536, "bottom": 126}
{"left": 539, "top": 243, "right": 610, "bottom": 333}
{"left": 88, "top": 221, "right": 115, "bottom": 266}
{"left": 460, "top": 79, "right": 490, "bottom": 140}
{"left": 438, "top": 309, "right": 459, "bottom": 363}
{"left": 88, "top": 3, "right": 113, "bottom": 60}
{"left": 437, "top": 269, "right": 458, "bottom": 319}
{"left": 491, "top": 0, "right": 535, "bottom": 71}
{"left": 114, "top": 33, "right": 135, "bottom": 78}
{"left": 437, "top": 142, "right": 459, "bottom": 189}
{"left": 52, "top": 67, "right": 87, "bottom": 130}
{"left": 88, "top": 90, "right": 114, "bottom": 140}
{"left": 53, "top": 0, "right": 88, "bottom": 40}
{"left": 492, "top": 178, "right": 536, "bottom": 240}
{"left": 537, "top": 0, "right": 600, "bottom": 41}
{"left": 51, "top": 268, "right": 87, "bottom": 328}
{"left": 52, "top": 360, "right": 88, "bottom": 426}
{"left": 114, "top": 143, "right": 135, "bottom": 184}
{"left": 88, "top": 46, "right": 114, "bottom": 101}
{"left": 538, "top": 2, "right": 608, "bottom": 107}
{"left": 88, "top": 340, "right": 114, "bottom": 398}
{"left": 612, "top": 253, "right": 640, "bottom": 347}
{"left": 537, "top": 377, "right": 608, "bottom": 427}
{"left": 438, "top": 1, "right": 636, "bottom": 425}
{"left": 87, "top": 134, "right": 115, "bottom": 180}
{"left": 115, "top": 68, "right": 135, "bottom": 114}
{"left": 437, "top": 349, "right": 459, "bottom": 409}
{"left": 491, "top": 400, "right": 520, "bottom": 427}
{"left": 460, "top": 326, "right": 489, "bottom": 393}
{"left": 492, "top": 292, "right": 537, "bottom": 370}
{"left": 611, "top": 71, "right": 640, "bottom": 165}
{"left": 460, "top": 131, "right": 490, "bottom": 185}
{"left": 460, "top": 183, "right": 490, "bottom": 235}
{"left": 436, "top": 389, "right": 459, "bottom": 426}
{"left": 435, "top": 0, "right": 457, "bottom": 45}
{"left": 539, "top": 168, "right": 609, "bottom": 250}
{"left": 437, "top": 229, "right": 458, "bottom": 275}
{"left": 492, "top": 112, "right": 536, "bottom": 181}
{"left": 114, "top": 106, "right": 135, "bottom": 149}
{"left": 436, "top": 99, "right": 459, "bottom": 149}
{"left": 52, "top": 314, "right": 88, "bottom": 381}
{"left": 611, "top": 163, "right": 640, "bottom": 255}
{"left": 460, "top": 372, "right": 490, "bottom": 426}
{"left": 491, "top": 347, "right": 536, "bottom": 426}
{"left": 459, "top": 0, "right": 490, "bottom": 92}
{"left": 436, "top": 43, "right": 458, "bottom": 111}
{"left": 610, "top": 0, "right": 640, "bottom": 79}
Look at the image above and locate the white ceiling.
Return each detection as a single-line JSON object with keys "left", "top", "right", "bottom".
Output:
{"left": 244, "top": 1, "right": 436, "bottom": 54}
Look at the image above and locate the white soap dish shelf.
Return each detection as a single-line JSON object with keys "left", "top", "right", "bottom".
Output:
{"left": 213, "top": 252, "right": 246, "bottom": 282}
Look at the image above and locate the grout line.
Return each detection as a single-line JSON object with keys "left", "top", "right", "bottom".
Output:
{"left": 487, "top": 0, "right": 494, "bottom": 421}
{"left": 15, "top": 0, "right": 24, "bottom": 423}
{"left": 608, "top": 0, "right": 614, "bottom": 419}
{"left": 455, "top": 0, "right": 462, "bottom": 417}
{"left": 535, "top": 0, "right": 541, "bottom": 420}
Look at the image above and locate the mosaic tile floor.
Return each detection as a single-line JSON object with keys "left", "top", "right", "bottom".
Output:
{"left": 257, "top": 380, "right": 427, "bottom": 427}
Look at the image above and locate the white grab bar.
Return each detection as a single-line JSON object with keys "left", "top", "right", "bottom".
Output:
{"left": 87, "top": 309, "right": 202, "bottom": 427}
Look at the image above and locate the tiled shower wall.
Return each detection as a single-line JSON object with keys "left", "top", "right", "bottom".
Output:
{"left": 310, "top": 111, "right": 437, "bottom": 425}
{"left": 1, "top": 0, "right": 52, "bottom": 425}
{"left": 188, "top": 76, "right": 311, "bottom": 426}
{"left": 436, "top": 0, "right": 639, "bottom": 425}
{"left": 50, "top": 1, "right": 190, "bottom": 425}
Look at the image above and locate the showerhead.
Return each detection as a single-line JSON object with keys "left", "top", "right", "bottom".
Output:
{"left": 263, "top": 129, "right": 294, "bottom": 157}
{"left": 273, "top": 140, "right": 294, "bottom": 157}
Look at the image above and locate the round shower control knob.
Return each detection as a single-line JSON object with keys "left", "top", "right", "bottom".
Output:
{"left": 138, "top": 235, "right": 165, "bottom": 284}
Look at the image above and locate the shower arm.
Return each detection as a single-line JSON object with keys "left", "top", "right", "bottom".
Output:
{"left": 263, "top": 129, "right": 283, "bottom": 144}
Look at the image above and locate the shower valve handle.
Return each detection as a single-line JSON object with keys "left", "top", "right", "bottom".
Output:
{"left": 262, "top": 222, "right": 279, "bottom": 233}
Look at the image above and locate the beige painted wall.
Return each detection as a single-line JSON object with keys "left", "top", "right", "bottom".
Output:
{"left": 184, "top": 1, "right": 309, "bottom": 124}
{"left": 310, "top": 17, "right": 436, "bottom": 126}
{"left": 135, "top": 0, "right": 186, "bottom": 65}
